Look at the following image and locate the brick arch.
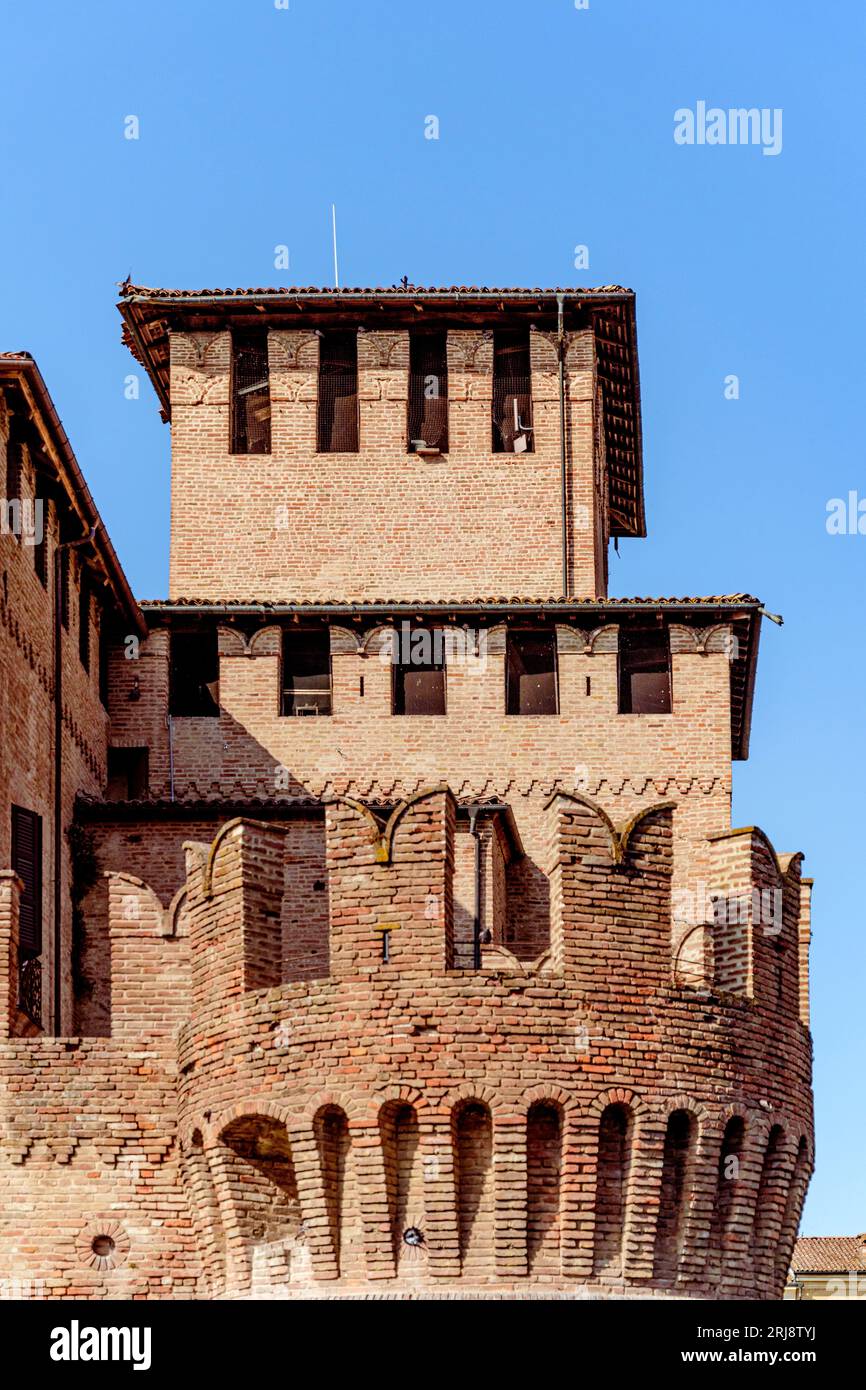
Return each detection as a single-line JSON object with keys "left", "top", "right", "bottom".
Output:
{"left": 360, "top": 622, "right": 395, "bottom": 657}
{"left": 301, "top": 1089, "right": 368, "bottom": 1128}
{"left": 247, "top": 624, "right": 282, "bottom": 657}
{"left": 104, "top": 871, "right": 167, "bottom": 933}
{"left": 328, "top": 624, "right": 362, "bottom": 656}
{"left": 521, "top": 1084, "right": 576, "bottom": 1114}
{"left": 164, "top": 884, "right": 188, "bottom": 938}
{"left": 210, "top": 1097, "right": 295, "bottom": 1146}
{"left": 216, "top": 623, "right": 249, "bottom": 657}
{"left": 709, "top": 826, "right": 802, "bottom": 887}
{"left": 672, "top": 921, "right": 711, "bottom": 989}
{"left": 326, "top": 785, "right": 452, "bottom": 866}
{"left": 368, "top": 1085, "right": 428, "bottom": 1120}
{"left": 199, "top": 817, "right": 286, "bottom": 899}
{"left": 543, "top": 791, "right": 676, "bottom": 865}
{"left": 438, "top": 1083, "right": 500, "bottom": 1118}
{"left": 588, "top": 1086, "right": 647, "bottom": 1119}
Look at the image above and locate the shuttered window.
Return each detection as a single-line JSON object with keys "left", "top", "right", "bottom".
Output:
{"left": 231, "top": 332, "right": 271, "bottom": 454}
{"left": 407, "top": 331, "right": 448, "bottom": 452}
{"left": 492, "top": 330, "right": 533, "bottom": 453}
{"left": 11, "top": 806, "right": 42, "bottom": 958}
{"left": 317, "top": 331, "right": 359, "bottom": 452}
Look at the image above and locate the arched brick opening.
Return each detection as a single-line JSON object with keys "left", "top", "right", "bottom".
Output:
{"left": 774, "top": 1136, "right": 811, "bottom": 1291}
{"left": 379, "top": 1101, "right": 426, "bottom": 1275}
{"left": 751, "top": 1124, "right": 787, "bottom": 1290}
{"left": 526, "top": 1100, "right": 562, "bottom": 1274}
{"left": 706, "top": 1115, "right": 745, "bottom": 1284}
{"left": 218, "top": 1114, "right": 302, "bottom": 1296}
{"left": 452, "top": 1100, "right": 494, "bottom": 1276}
{"left": 653, "top": 1108, "right": 697, "bottom": 1284}
{"left": 592, "top": 1102, "right": 634, "bottom": 1276}
{"left": 313, "top": 1104, "right": 363, "bottom": 1280}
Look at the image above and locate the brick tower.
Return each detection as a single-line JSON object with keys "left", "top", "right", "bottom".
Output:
{"left": 0, "top": 287, "right": 813, "bottom": 1299}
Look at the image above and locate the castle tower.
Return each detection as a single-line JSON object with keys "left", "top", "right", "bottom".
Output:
{"left": 0, "top": 287, "right": 813, "bottom": 1300}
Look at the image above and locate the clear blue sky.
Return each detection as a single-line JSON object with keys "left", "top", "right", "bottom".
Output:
{"left": 1, "top": 0, "right": 863, "bottom": 1235}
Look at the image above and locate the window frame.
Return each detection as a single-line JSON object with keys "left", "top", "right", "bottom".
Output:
{"left": 391, "top": 625, "right": 448, "bottom": 716}
{"left": 316, "top": 330, "right": 359, "bottom": 453}
{"left": 280, "top": 628, "right": 333, "bottom": 717}
{"left": 505, "top": 627, "right": 560, "bottom": 716}
{"left": 492, "top": 328, "right": 534, "bottom": 454}
{"left": 168, "top": 628, "right": 220, "bottom": 718}
{"left": 230, "top": 330, "right": 272, "bottom": 456}
{"left": 617, "top": 622, "right": 673, "bottom": 715}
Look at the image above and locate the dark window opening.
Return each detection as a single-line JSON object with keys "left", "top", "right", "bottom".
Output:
{"left": 33, "top": 499, "right": 48, "bottom": 587}
{"left": 107, "top": 747, "right": 149, "bottom": 800}
{"left": 98, "top": 618, "right": 110, "bottom": 708}
{"left": 492, "top": 329, "right": 533, "bottom": 453}
{"left": 78, "top": 570, "right": 91, "bottom": 672}
{"left": 408, "top": 331, "right": 448, "bottom": 452}
{"left": 281, "top": 629, "right": 332, "bottom": 716}
{"left": 59, "top": 547, "right": 70, "bottom": 630}
{"left": 506, "top": 629, "right": 559, "bottom": 715}
{"left": 392, "top": 627, "right": 446, "bottom": 715}
{"left": 169, "top": 629, "right": 219, "bottom": 717}
{"left": 231, "top": 331, "right": 271, "bottom": 454}
{"left": 618, "top": 624, "right": 672, "bottom": 714}
{"left": 11, "top": 805, "right": 42, "bottom": 959}
{"left": 5, "top": 435, "right": 22, "bottom": 501}
{"left": 317, "top": 331, "right": 359, "bottom": 452}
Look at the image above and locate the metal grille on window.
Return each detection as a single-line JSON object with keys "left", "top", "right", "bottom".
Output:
{"left": 317, "top": 331, "right": 359, "bottom": 453}
{"left": 231, "top": 332, "right": 271, "bottom": 454}
{"left": 492, "top": 330, "right": 533, "bottom": 453}
{"left": 282, "top": 630, "right": 332, "bottom": 715}
{"left": 408, "top": 331, "right": 448, "bottom": 452}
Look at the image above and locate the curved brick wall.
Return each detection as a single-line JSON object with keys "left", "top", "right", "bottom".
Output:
{"left": 167, "top": 791, "right": 812, "bottom": 1300}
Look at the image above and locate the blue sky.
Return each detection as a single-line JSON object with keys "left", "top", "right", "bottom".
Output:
{"left": 1, "top": 0, "right": 863, "bottom": 1235}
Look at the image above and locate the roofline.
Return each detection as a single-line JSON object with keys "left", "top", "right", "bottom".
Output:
{"left": 119, "top": 285, "right": 635, "bottom": 305}
{"left": 138, "top": 597, "right": 761, "bottom": 617}
{"left": 0, "top": 354, "right": 146, "bottom": 637}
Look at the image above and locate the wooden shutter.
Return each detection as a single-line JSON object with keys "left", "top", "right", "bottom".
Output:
{"left": 11, "top": 806, "right": 42, "bottom": 957}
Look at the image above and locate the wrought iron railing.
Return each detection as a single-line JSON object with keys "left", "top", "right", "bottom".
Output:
{"left": 19, "top": 955, "right": 42, "bottom": 1028}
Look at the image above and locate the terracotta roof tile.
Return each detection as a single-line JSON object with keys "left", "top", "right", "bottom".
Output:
{"left": 791, "top": 1236, "right": 866, "bottom": 1273}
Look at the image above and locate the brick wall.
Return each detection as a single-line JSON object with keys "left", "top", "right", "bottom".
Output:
{"left": 167, "top": 327, "right": 603, "bottom": 601}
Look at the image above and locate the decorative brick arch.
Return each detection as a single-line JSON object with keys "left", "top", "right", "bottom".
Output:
{"left": 247, "top": 624, "right": 282, "bottom": 657}
{"left": 360, "top": 623, "right": 395, "bottom": 657}
{"left": 521, "top": 1084, "right": 576, "bottom": 1114}
{"left": 326, "top": 785, "right": 451, "bottom": 865}
{"left": 198, "top": 817, "right": 286, "bottom": 899}
{"left": 163, "top": 884, "right": 188, "bottom": 938}
{"left": 368, "top": 1085, "right": 428, "bottom": 1121}
{"left": 210, "top": 1097, "right": 294, "bottom": 1147}
{"left": 544, "top": 791, "right": 676, "bottom": 865}
{"left": 438, "top": 1083, "right": 500, "bottom": 1118}
{"left": 588, "top": 1086, "right": 647, "bottom": 1119}
{"left": 301, "top": 1089, "right": 368, "bottom": 1129}
{"left": 216, "top": 624, "right": 248, "bottom": 657}
{"left": 328, "top": 624, "right": 363, "bottom": 656}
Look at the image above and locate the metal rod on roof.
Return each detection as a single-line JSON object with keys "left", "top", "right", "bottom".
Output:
{"left": 331, "top": 205, "right": 340, "bottom": 289}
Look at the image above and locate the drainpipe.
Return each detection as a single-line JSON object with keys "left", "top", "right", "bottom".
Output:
{"left": 469, "top": 808, "right": 482, "bottom": 969}
{"left": 52, "top": 523, "right": 97, "bottom": 1036}
{"left": 166, "top": 713, "right": 176, "bottom": 802}
{"left": 556, "top": 293, "right": 568, "bottom": 597}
